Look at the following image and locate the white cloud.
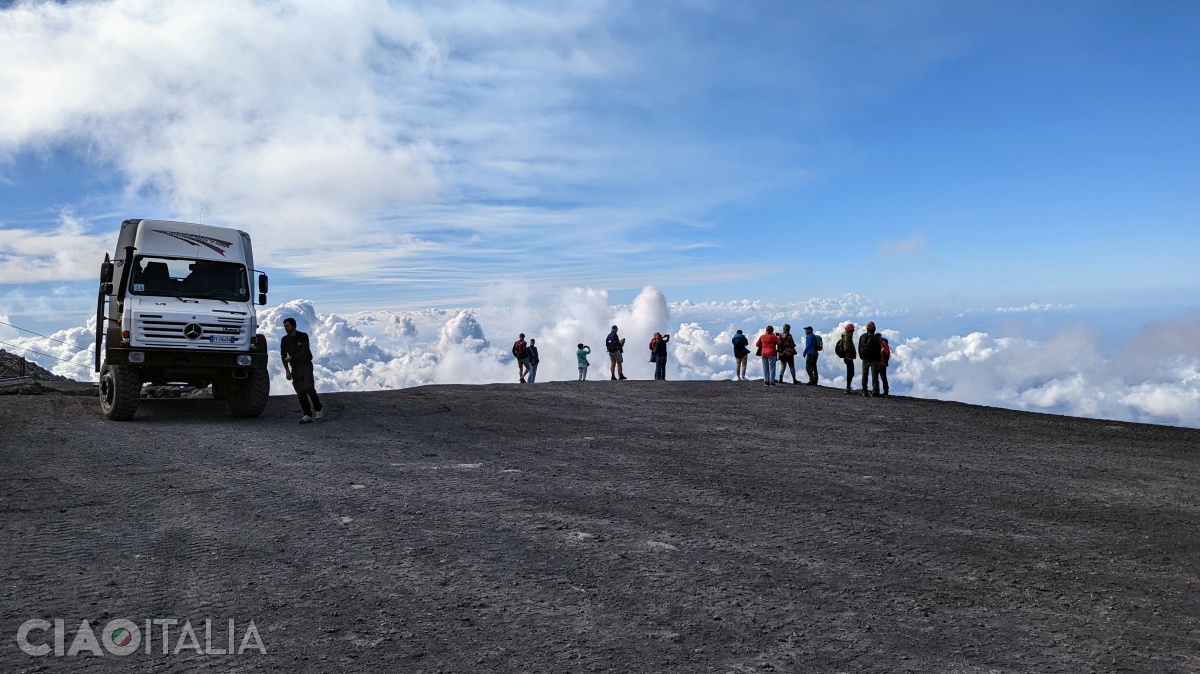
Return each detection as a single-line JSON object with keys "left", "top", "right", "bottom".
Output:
{"left": 0, "top": 0, "right": 992, "bottom": 298}
{"left": 1, "top": 0, "right": 443, "bottom": 272}
{"left": 385, "top": 314, "right": 418, "bottom": 340}
{"left": 879, "top": 229, "right": 929, "bottom": 260}
{"left": 11, "top": 291, "right": 1197, "bottom": 428}
{"left": 995, "top": 302, "right": 1075, "bottom": 313}
{"left": 0, "top": 213, "right": 110, "bottom": 282}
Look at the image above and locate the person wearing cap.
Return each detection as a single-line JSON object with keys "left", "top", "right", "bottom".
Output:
{"left": 836, "top": 323, "right": 858, "bottom": 394}
{"left": 605, "top": 325, "right": 627, "bottom": 380}
{"left": 801, "top": 325, "right": 820, "bottom": 386}
{"left": 858, "top": 321, "right": 884, "bottom": 397}
{"left": 777, "top": 324, "right": 799, "bottom": 384}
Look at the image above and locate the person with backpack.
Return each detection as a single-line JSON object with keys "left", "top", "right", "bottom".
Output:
{"left": 527, "top": 338, "right": 540, "bottom": 383}
{"left": 755, "top": 325, "right": 782, "bottom": 387}
{"left": 577, "top": 343, "right": 591, "bottom": 380}
{"left": 605, "top": 325, "right": 626, "bottom": 381}
{"left": 802, "top": 325, "right": 821, "bottom": 386}
{"left": 512, "top": 333, "right": 531, "bottom": 383}
{"left": 834, "top": 323, "right": 857, "bottom": 394}
{"left": 777, "top": 324, "right": 799, "bottom": 384}
{"left": 650, "top": 332, "right": 671, "bottom": 380}
{"left": 731, "top": 329, "right": 750, "bottom": 381}
{"left": 878, "top": 336, "right": 891, "bottom": 397}
{"left": 857, "top": 321, "right": 883, "bottom": 397}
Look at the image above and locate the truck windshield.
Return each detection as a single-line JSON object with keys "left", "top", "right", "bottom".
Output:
{"left": 128, "top": 256, "right": 250, "bottom": 302}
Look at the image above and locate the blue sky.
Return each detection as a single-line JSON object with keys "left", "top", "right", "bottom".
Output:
{"left": 1, "top": 0, "right": 1197, "bottom": 334}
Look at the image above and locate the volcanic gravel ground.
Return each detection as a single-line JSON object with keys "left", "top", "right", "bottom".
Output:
{"left": 1, "top": 381, "right": 1197, "bottom": 672}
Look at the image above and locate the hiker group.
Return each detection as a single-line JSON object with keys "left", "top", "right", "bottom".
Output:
{"left": 833, "top": 321, "right": 891, "bottom": 397}
{"left": 512, "top": 321, "right": 892, "bottom": 396}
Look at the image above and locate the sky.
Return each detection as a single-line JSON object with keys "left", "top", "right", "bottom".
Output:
{"left": 0, "top": 1, "right": 1198, "bottom": 426}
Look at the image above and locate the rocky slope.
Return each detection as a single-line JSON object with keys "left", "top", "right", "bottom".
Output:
{"left": 1, "top": 381, "right": 1197, "bottom": 672}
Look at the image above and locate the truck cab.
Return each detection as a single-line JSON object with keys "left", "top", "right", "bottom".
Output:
{"left": 95, "top": 219, "right": 270, "bottom": 420}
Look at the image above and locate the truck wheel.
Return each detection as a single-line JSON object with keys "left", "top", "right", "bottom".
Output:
{"left": 99, "top": 363, "right": 141, "bottom": 421}
{"left": 227, "top": 368, "right": 269, "bottom": 418}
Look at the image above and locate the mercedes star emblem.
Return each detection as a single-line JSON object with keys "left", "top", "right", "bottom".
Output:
{"left": 184, "top": 323, "right": 203, "bottom": 339}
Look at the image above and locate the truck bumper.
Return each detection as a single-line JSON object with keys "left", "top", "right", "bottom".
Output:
{"left": 105, "top": 347, "right": 267, "bottom": 371}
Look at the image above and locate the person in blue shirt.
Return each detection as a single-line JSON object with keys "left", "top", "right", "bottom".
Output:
{"left": 802, "top": 326, "right": 820, "bottom": 386}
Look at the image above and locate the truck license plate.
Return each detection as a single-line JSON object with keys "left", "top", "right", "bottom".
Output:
{"left": 209, "top": 335, "right": 236, "bottom": 343}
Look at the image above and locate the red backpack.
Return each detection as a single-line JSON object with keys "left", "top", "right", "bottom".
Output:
{"left": 512, "top": 340, "right": 527, "bottom": 359}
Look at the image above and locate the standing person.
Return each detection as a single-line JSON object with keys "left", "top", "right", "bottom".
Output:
{"left": 731, "top": 329, "right": 750, "bottom": 381}
{"left": 527, "top": 338, "right": 540, "bottom": 383}
{"left": 878, "top": 336, "right": 891, "bottom": 397}
{"left": 651, "top": 332, "right": 671, "bottom": 380}
{"left": 802, "top": 326, "right": 820, "bottom": 386}
{"left": 512, "top": 333, "right": 531, "bottom": 383}
{"left": 755, "top": 325, "right": 782, "bottom": 387}
{"left": 834, "top": 323, "right": 857, "bottom": 394}
{"left": 858, "top": 321, "right": 883, "bottom": 397}
{"left": 577, "top": 343, "right": 591, "bottom": 381}
{"left": 777, "top": 324, "right": 799, "bottom": 384}
{"left": 281, "top": 317, "right": 323, "bottom": 424}
{"left": 605, "top": 325, "right": 627, "bottom": 380}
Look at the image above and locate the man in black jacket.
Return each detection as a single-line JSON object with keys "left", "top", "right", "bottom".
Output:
{"left": 281, "top": 317, "right": 323, "bottom": 423}
{"left": 857, "top": 321, "right": 883, "bottom": 397}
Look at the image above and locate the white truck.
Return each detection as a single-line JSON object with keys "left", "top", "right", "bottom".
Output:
{"left": 94, "top": 219, "right": 270, "bottom": 420}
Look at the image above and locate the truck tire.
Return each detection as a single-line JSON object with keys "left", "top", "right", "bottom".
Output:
{"left": 99, "top": 362, "right": 141, "bottom": 421}
{"left": 228, "top": 368, "right": 269, "bottom": 418}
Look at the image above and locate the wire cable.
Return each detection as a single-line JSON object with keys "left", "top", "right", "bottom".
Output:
{"left": 0, "top": 340, "right": 85, "bottom": 367}
{"left": 0, "top": 319, "right": 94, "bottom": 353}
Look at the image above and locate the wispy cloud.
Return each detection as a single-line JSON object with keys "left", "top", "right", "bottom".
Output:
{"left": 0, "top": 212, "right": 109, "bottom": 282}
{"left": 879, "top": 228, "right": 930, "bottom": 260}
{"left": 995, "top": 302, "right": 1075, "bottom": 313}
{"left": 0, "top": 0, "right": 979, "bottom": 297}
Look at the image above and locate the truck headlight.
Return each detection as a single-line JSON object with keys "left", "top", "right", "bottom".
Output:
{"left": 128, "top": 352, "right": 145, "bottom": 364}
{"left": 236, "top": 355, "right": 253, "bottom": 366}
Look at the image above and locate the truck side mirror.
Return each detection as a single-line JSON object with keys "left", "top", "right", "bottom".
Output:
{"left": 102, "top": 282, "right": 113, "bottom": 295}
{"left": 100, "top": 261, "right": 114, "bottom": 283}
{"left": 258, "top": 293, "right": 267, "bottom": 306}
{"left": 258, "top": 274, "right": 268, "bottom": 293}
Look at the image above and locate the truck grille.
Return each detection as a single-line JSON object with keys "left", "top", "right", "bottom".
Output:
{"left": 134, "top": 314, "right": 248, "bottom": 348}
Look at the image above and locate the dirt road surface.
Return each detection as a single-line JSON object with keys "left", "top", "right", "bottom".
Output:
{"left": 2, "top": 381, "right": 1197, "bottom": 672}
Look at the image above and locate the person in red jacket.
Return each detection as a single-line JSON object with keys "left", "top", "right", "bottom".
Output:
{"left": 755, "top": 325, "right": 782, "bottom": 387}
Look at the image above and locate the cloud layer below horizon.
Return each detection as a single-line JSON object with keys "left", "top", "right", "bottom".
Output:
{"left": 4, "top": 287, "right": 1197, "bottom": 429}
